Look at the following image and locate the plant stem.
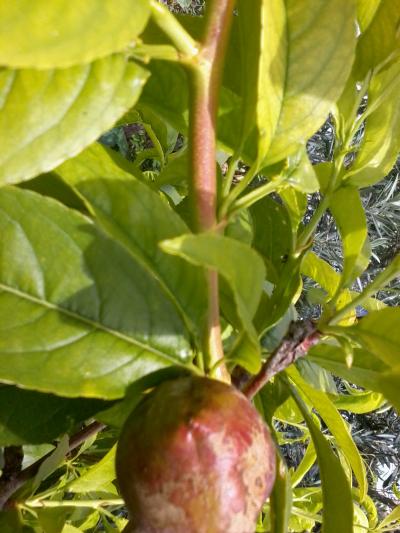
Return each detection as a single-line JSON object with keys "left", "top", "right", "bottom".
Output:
{"left": 219, "top": 160, "right": 259, "bottom": 218}
{"left": 149, "top": 0, "right": 199, "bottom": 59}
{"left": 0, "top": 421, "right": 105, "bottom": 510}
{"left": 24, "top": 498, "right": 124, "bottom": 509}
{"left": 230, "top": 175, "right": 286, "bottom": 214}
{"left": 242, "top": 321, "right": 320, "bottom": 400}
{"left": 188, "top": 0, "right": 236, "bottom": 382}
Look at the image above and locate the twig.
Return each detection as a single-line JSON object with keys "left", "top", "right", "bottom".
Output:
{"left": 0, "top": 421, "right": 106, "bottom": 510}
{"left": 241, "top": 320, "right": 321, "bottom": 400}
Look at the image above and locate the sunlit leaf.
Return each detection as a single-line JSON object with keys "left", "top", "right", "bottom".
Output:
{"left": 0, "top": 0, "right": 150, "bottom": 69}
{"left": 288, "top": 366, "right": 367, "bottom": 501}
{"left": 68, "top": 446, "right": 116, "bottom": 493}
{"left": 0, "top": 57, "right": 148, "bottom": 185}
{"left": 287, "top": 379, "right": 354, "bottom": 533}
{"left": 329, "top": 186, "right": 369, "bottom": 289}
{"left": 345, "top": 308, "right": 400, "bottom": 367}
{"left": 354, "top": 0, "right": 400, "bottom": 79}
{"left": 309, "top": 343, "right": 400, "bottom": 412}
{"left": 237, "top": 0, "right": 357, "bottom": 165}
{"left": 356, "top": 0, "right": 381, "bottom": 32}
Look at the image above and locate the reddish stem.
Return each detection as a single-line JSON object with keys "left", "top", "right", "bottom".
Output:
{"left": 188, "top": 0, "right": 235, "bottom": 381}
{"left": 242, "top": 321, "right": 321, "bottom": 400}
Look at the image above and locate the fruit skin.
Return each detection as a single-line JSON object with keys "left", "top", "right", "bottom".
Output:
{"left": 116, "top": 376, "right": 276, "bottom": 533}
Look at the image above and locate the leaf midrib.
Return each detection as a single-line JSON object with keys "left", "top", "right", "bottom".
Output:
{"left": 0, "top": 282, "right": 179, "bottom": 363}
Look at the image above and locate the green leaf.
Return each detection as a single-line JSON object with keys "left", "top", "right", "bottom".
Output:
{"left": 55, "top": 143, "right": 206, "bottom": 338}
{"left": 288, "top": 366, "right": 367, "bottom": 501}
{"left": 0, "top": 57, "right": 148, "bottom": 185}
{"left": 251, "top": 196, "right": 293, "bottom": 283}
{"left": 279, "top": 187, "right": 307, "bottom": 239}
{"left": 346, "top": 66, "right": 400, "bottom": 188}
{"left": 225, "top": 209, "right": 254, "bottom": 245}
{"left": 354, "top": 0, "right": 400, "bottom": 79}
{"left": 296, "top": 359, "right": 337, "bottom": 395}
{"left": 237, "top": 0, "right": 357, "bottom": 165}
{"left": 284, "top": 149, "right": 320, "bottom": 194}
{"left": 37, "top": 509, "right": 69, "bottom": 533}
{"left": 0, "top": 0, "right": 150, "bottom": 69}
{"left": 0, "top": 385, "right": 107, "bottom": 445}
{"left": 270, "top": 451, "right": 292, "bottom": 533}
{"left": 157, "top": 149, "right": 189, "bottom": 187}
{"left": 33, "top": 435, "right": 69, "bottom": 492}
{"left": 345, "top": 308, "right": 400, "bottom": 367}
{"left": 301, "top": 251, "right": 356, "bottom": 324}
{"left": 378, "top": 505, "right": 400, "bottom": 530}
{"left": 333, "top": 390, "right": 385, "bottom": 414}
{"left": 140, "top": 60, "right": 189, "bottom": 133}
{"left": 287, "top": 380, "right": 354, "bottom": 533}
{"left": 329, "top": 186, "right": 369, "bottom": 288}
{"left": 291, "top": 441, "right": 317, "bottom": 488}
{"left": 356, "top": 0, "right": 381, "bottom": 31}
{"left": 257, "top": 257, "right": 303, "bottom": 333}
{"left": 0, "top": 187, "right": 191, "bottom": 399}
{"left": 68, "top": 446, "right": 116, "bottom": 493}
{"left": 161, "top": 233, "right": 265, "bottom": 372}
{"left": 309, "top": 343, "right": 400, "bottom": 412}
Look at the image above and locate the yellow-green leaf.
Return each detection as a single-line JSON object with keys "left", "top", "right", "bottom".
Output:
{"left": 288, "top": 380, "right": 354, "bottom": 533}
{"left": 346, "top": 308, "right": 400, "bottom": 367}
{"left": 356, "top": 0, "right": 381, "bottom": 32}
{"left": 0, "top": 0, "right": 150, "bottom": 69}
{"left": 0, "top": 57, "right": 148, "bottom": 185}
{"left": 288, "top": 366, "right": 367, "bottom": 501}
{"left": 330, "top": 186, "right": 369, "bottom": 288}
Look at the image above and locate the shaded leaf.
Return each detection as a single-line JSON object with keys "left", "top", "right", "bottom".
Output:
{"left": 0, "top": 385, "right": 107, "bottom": 445}
{"left": 56, "top": 143, "right": 206, "bottom": 338}
{"left": 33, "top": 435, "right": 69, "bottom": 492}
{"left": 270, "top": 451, "right": 292, "bottom": 533}
{"left": 0, "top": 57, "right": 148, "bottom": 185}
{"left": 251, "top": 196, "right": 293, "bottom": 283}
{"left": 161, "top": 233, "right": 265, "bottom": 372}
{"left": 0, "top": 187, "right": 191, "bottom": 399}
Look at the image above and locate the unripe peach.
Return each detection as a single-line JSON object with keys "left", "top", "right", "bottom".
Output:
{"left": 116, "top": 376, "right": 276, "bottom": 533}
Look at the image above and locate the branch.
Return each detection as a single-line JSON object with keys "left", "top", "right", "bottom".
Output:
{"left": 241, "top": 320, "right": 321, "bottom": 400}
{"left": 188, "top": 0, "right": 235, "bottom": 381}
{"left": 0, "top": 421, "right": 105, "bottom": 510}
